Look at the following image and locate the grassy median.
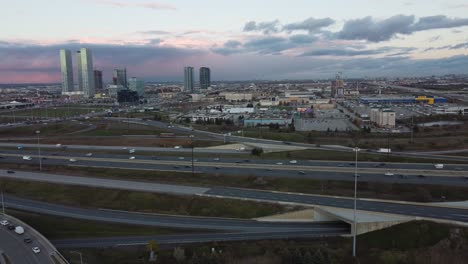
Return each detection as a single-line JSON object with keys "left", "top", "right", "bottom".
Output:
{"left": 0, "top": 177, "right": 293, "bottom": 219}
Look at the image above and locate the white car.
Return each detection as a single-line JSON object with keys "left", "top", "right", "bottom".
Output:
{"left": 122, "top": 147, "right": 128, "bottom": 150}
{"left": 85, "top": 153, "right": 93, "bottom": 157}
{"left": 213, "top": 158, "right": 220, "bottom": 161}
{"left": 434, "top": 164, "right": 444, "bottom": 169}
{"left": 22, "top": 156, "right": 32, "bottom": 161}
{"left": 32, "top": 247, "right": 41, "bottom": 254}
{"left": 129, "top": 156, "right": 136, "bottom": 160}
{"left": 55, "top": 144, "right": 62, "bottom": 147}
{"left": 174, "top": 146, "right": 181, "bottom": 149}
{"left": 129, "top": 149, "right": 136, "bottom": 154}
{"left": 0, "top": 220, "right": 8, "bottom": 226}
{"left": 289, "top": 160, "right": 298, "bottom": 164}
{"left": 69, "top": 159, "right": 77, "bottom": 162}
{"left": 178, "top": 157, "right": 185, "bottom": 160}
{"left": 384, "top": 172, "right": 394, "bottom": 176}
{"left": 276, "top": 162, "right": 283, "bottom": 165}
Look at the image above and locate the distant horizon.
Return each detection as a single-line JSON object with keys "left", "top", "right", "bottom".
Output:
{"left": 1, "top": 72, "right": 467, "bottom": 86}
{"left": 2, "top": 0, "right": 468, "bottom": 83}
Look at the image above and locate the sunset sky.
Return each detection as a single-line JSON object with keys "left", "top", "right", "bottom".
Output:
{"left": 1, "top": 0, "right": 468, "bottom": 83}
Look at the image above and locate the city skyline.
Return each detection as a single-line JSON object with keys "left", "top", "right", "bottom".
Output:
{"left": 1, "top": 0, "right": 468, "bottom": 83}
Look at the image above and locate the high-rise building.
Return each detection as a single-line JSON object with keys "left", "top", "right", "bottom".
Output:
{"left": 128, "top": 77, "right": 145, "bottom": 97}
{"left": 59, "top": 49, "right": 74, "bottom": 93}
{"left": 184, "top": 66, "right": 194, "bottom": 92}
{"left": 76, "top": 51, "right": 83, "bottom": 91}
{"left": 199, "top": 67, "right": 211, "bottom": 89}
{"left": 94, "top": 70, "right": 103, "bottom": 92}
{"left": 79, "top": 48, "right": 95, "bottom": 98}
{"left": 113, "top": 68, "right": 127, "bottom": 88}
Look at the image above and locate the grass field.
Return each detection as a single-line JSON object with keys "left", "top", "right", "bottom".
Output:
{"left": 0, "top": 176, "right": 293, "bottom": 219}
{"left": 0, "top": 106, "right": 105, "bottom": 119}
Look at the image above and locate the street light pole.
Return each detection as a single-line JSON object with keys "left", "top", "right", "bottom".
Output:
{"left": 70, "top": 251, "right": 83, "bottom": 264}
{"left": 190, "top": 135, "right": 194, "bottom": 177}
{"left": 353, "top": 147, "right": 359, "bottom": 258}
{"left": 36, "top": 130, "right": 42, "bottom": 171}
{"left": 1, "top": 190, "right": 5, "bottom": 216}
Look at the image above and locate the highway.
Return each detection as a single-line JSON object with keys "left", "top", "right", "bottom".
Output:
{"left": 52, "top": 230, "right": 348, "bottom": 249}
{"left": 2, "top": 170, "right": 468, "bottom": 223}
{"left": 3, "top": 195, "right": 348, "bottom": 233}
{"left": 1, "top": 149, "right": 468, "bottom": 186}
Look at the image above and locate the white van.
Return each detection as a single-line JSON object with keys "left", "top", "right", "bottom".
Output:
{"left": 15, "top": 226, "right": 24, "bottom": 235}
{"left": 434, "top": 164, "right": 444, "bottom": 169}
{"left": 22, "top": 156, "right": 32, "bottom": 161}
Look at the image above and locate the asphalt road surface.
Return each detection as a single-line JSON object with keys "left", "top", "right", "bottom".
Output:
{"left": 52, "top": 230, "right": 349, "bottom": 249}
{"left": 3, "top": 195, "right": 347, "bottom": 233}
{"left": 1, "top": 149, "right": 467, "bottom": 186}
{"left": 0, "top": 216, "right": 56, "bottom": 264}
{"left": 2, "top": 170, "right": 468, "bottom": 223}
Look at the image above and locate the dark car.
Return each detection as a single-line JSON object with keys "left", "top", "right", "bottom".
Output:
{"left": 417, "top": 174, "right": 425, "bottom": 178}
{"left": 7, "top": 170, "right": 15, "bottom": 174}
{"left": 24, "top": 238, "right": 32, "bottom": 244}
{"left": 185, "top": 165, "right": 191, "bottom": 168}
{"left": 7, "top": 224, "right": 15, "bottom": 230}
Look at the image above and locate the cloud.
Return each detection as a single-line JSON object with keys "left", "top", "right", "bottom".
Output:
{"left": 212, "top": 34, "right": 320, "bottom": 56}
{"left": 411, "top": 15, "right": 468, "bottom": 31}
{"left": 243, "top": 20, "right": 281, "bottom": 34}
{"left": 283, "top": 17, "right": 335, "bottom": 33}
{"left": 91, "top": 0, "right": 176, "bottom": 10}
{"left": 428, "top": 35, "right": 441, "bottom": 42}
{"left": 138, "top": 30, "right": 171, "bottom": 35}
{"left": 337, "top": 15, "right": 415, "bottom": 42}
{"left": 299, "top": 46, "right": 416, "bottom": 57}
{"left": 337, "top": 15, "right": 468, "bottom": 42}
{"left": 146, "top": 38, "right": 162, "bottom": 45}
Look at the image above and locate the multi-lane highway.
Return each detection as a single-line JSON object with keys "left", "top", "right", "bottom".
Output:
{"left": 2, "top": 170, "right": 468, "bottom": 223}
{"left": 1, "top": 148, "right": 467, "bottom": 186}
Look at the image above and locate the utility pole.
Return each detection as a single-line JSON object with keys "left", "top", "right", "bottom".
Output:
{"left": 410, "top": 116, "right": 414, "bottom": 144}
{"left": 1, "top": 190, "right": 5, "bottom": 216}
{"left": 353, "top": 147, "right": 360, "bottom": 258}
{"left": 36, "top": 130, "right": 42, "bottom": 171}
{"left": 190, "top": 135, "right": 195, "bottom": 177}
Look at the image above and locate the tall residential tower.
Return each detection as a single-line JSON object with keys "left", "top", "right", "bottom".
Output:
{"left": 59, "top": 49, "right": 74, "bottom": 93}
{"left": 113, "top": 68, "right": 127, "bottom": 88}
{"left": 199, "top": 67, "right": 211, "bottom": 89}
{"left": 184, "top": 66, "right": 194, "bottom": 92}
{"left": 78, "top": 48, "right": 95, "bottom": 98}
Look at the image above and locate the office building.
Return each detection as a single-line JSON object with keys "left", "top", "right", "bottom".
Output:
{"left": 59, "top": 49, "right": 74, "bottom": 93}
{"left": 199, "top": 67, "right": 211, "bottom": 89}
{"left": 129, "top": 77, "right": 145, "bottom": 97}
{"left": 184, "top": 66, "right": 194, "bottom": 92}
{"left": 76, "top": 51, "right": 83, "bottom": 91}
{"left": 94, "top": 70, "right": 103, "bottom": 92}
{"left": 370, "top": 108, "right": 396, "bottom": 128}
{"left": 107, "top": 84, "right": 126, "bottom": 98}
{"left": 113, "top": 68, "right": 127, "bottom": 87}
{"left": 78, "top": 48, "right": 95, "bottom": 98}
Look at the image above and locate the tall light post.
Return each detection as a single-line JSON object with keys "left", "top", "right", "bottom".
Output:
{"left": 353, "top": 147, "right": 360, "bottom": 258}
{"left": 1, "top": 190, "right": 5, "bottom": 216}
{"left": 36, "top": 130, "right": 42, "bottom": 171}
{"left": 70, "top": 250, "right": 83, "bottom": 264}
{"left": 189, "top": 135, "right": 195, "bottom": 177}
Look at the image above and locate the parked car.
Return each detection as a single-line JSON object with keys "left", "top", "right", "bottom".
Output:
{"left": 32, "top": 247, "right": 41, "bottom": 254}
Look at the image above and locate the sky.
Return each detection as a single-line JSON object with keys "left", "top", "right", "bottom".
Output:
{"left": 1, "top": 0, "right": 468, "bottom": 83}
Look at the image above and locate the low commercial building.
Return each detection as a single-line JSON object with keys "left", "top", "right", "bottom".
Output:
{"left": 243, "top": 117, "right": 292, "bottom": 127}
{"left": 434, "top": 106, "right": 468, "bottom": 115}
{"left": 225, "top": 107, "right": 255, "bottom": 114}
{"left": 361, "top": 96, "right": 447, "bottom": 105}
{"left": 221, "top": 93, "right": 253, "bottom": 102}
